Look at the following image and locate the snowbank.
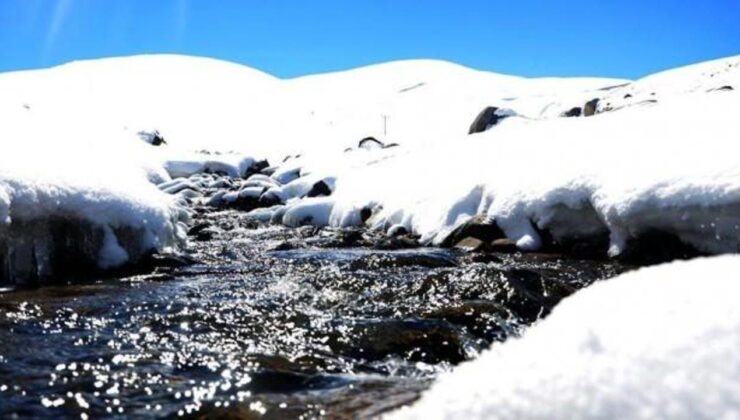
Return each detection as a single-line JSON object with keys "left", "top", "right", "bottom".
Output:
{"left": 0, "top": 115, "right": 187, "bottom": 284}
{"left": 271, "top": 55, "right": 740, "bottom": 257}
{"left": 0, "top": 96, "right": 262, "bottom": 284}
{"left": 391, "top": 255, "right": 740, "bottom": 419}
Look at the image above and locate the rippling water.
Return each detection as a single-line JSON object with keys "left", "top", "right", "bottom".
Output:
{"left": 0, "top": 210, "right": 628, "bottom": 418}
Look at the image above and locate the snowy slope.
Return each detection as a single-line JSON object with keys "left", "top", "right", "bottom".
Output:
{"left": 282, "top": 59, "right": 623, "bottom": 151}
{"left": 0, "top": 55, "right": 281, "bottom": 156}
{"left": 0, "top": 54, "right": 625, "bottom": 160}
{"left": 391, "top": 255, "right": 740, "bottom": 420}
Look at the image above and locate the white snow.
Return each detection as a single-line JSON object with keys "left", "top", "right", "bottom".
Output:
{"left": 0, "top": 122, "right": 187, "bottom": 278}
{"left": 163, "top": 153, "right": 257, "bottom": 179}
{"left": 269, "top": 55, "right": 740, "bottom": 256}
{"left": 0, "top": 57, "right": 272, "bottom": 280}
{"left": 0, "top": 54, "right": 625, "bottom": 161}
{"left": 391, "top": 255, "right": 740, "bottom": 420}
{"left": 1, "top": 53, "right": 739, "bottom": 280}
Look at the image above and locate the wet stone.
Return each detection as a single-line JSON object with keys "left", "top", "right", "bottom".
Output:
{"left": 329, "top": 318, "right": 468, "bottom": 364}
{"left": 421, "top": 299, "right": 512, "bottom": 342}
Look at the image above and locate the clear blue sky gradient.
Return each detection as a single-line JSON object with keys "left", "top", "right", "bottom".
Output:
{"left": 1, "top": 0, "right": 739, "bottom": 79}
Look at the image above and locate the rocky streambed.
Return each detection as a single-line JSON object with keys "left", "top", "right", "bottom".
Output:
{"left": 0, "top": 197, "right": 631, "bottom": 418}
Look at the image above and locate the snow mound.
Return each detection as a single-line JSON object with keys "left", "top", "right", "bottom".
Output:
{"left": 0, "top": 100, "right": 254, "bottom": 284}
{"left": 0, "top": 158, "right": 187, "bottom": 285}
{"left": 392, "top": 255, "right": 740, "bottom": 419}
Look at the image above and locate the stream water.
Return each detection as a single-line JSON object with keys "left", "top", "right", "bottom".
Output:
{"left": 0, "top": 209, "right": 629, "bottom": 418}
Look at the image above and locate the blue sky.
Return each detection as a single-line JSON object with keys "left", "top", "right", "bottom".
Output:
{"left": 1, "top": 0, "right": 739, "bottom": 79}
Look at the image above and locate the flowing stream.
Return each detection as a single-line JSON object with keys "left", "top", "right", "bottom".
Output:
{"left": 0, "top": 208, "right": 629, "bottom": 418}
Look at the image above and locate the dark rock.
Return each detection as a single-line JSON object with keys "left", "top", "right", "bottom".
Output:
{"left": 624, "top": 93, "right": 633, "bottom": 99}
{"left": 619, "top": 229, "right": 703, "bottom": 265}
{"left": 269, "top": 241, "right": 296, "bottom": 252}
{"left": 194, "top": 229, "right": 217, "bottom": 241}
{"left": 383, "top": 143, "right": 400, "bottom": 149}
{"left": 597, "top": 83, "right": 631, "bottom": 91}
{"left": 489, "top": 238, "right": 520, "bottom": 252}
{"left": 137, "top": 130, "right": 167, "bottom": 146}
{"left": 150, "top": 135, "right": 166, "bottom": 146}
{"left": 359, "top": 137, "right": 384, "bottom": 150}
{"left": 282, "top": 154, "right": 301, "bottom": 163}
{"left": 708, "top": 85, "right": 734, "bottom": 92}
{"left": 583, "top": 98, "right": 600, "bottom": 116}
{"left": 330, "top": 319, "right": 466, "bottom": 364}
{"left": 468, "top": 106, "right": 514, "bottom": 134}
{"left": 228, "top": 192, "right": 263, "bottom": 212}
{"left": 0, "top": 218, "right": 174, "bottom": 286}
{"left": 415, "top": 264, "right": 579, "bottom": 324}
{"left": 540, "top": 230, "right": 611, "bottom": 260}
{"left": 337, "top": 229, "right": 365, "bottom": 247}
{"left": 306, "top": 180, "right": 332, "bottom": 198}
{"left": 387, "top": 225, "right": 408, "bottom": 237}
{"left": 440, "top": 215, "right": 505, "bottom": 248}
{"left": 187, "top": 223, "right": 217, "bottom": 241}
{"left": 637, "top": 99, "right": 658, "bottom": 105}
{"left": 360, "top": 207, "right": 373, "bottom": 224}
{"left": 422, "top": 300, "right": 510, "bottom": 340}
{"left": 187, "top": 222, "right": 211, "bottom": 236}
{"left": 490, "top": 268, "right": 575, "bottom": 323}
{"left": 561, "top": 107, "right": 582, "bottom": 117}
{"left": 1, "top": 221, "right": 98, "bottom": 286}
{"left": 244, "top": 159, "right": 269, "bottom": 178}
{"left": 247, "top": 369, "right": 338, "bottom": 394}
{"left": 259, "top": 191, "right": 283, "bottom": 207}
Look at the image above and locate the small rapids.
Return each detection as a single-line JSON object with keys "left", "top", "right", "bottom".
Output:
{"left": 0, "top": 209, "right": 628, "bottom": 418}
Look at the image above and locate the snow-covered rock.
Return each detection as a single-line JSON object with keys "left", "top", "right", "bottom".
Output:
{"left": 137, "top": 129, "right": 167, "bottom": 146}
{"left": 468, "top": 106, "right": 518, "bottom": 134}
{"left": 391, "top": 255, "right": 740, "bottom": 419}
{"left": 0, "top": 154, "right": 186, "bottom": 285}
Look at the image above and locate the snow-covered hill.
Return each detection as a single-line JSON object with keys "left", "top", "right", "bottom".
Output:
{"left": 0, "top": 54, "right": 625, "bottom": 158}
{"left": 1, "top": 53, "right": 739, "bottom": 284}
{"left": 263, "top": 54, "right": 740, "bottom": 257}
